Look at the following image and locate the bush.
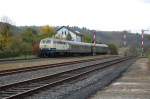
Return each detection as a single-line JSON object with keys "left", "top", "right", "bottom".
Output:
{"left": 108, "top": 44, "right": 118, "bottom": 55}
{"left": 0, "top": 37, "right": 20, "bottom": 58}
{"left": 0, "top": 37, "right": 33, "bottom": 58}
{"left": 19, "top": 42, "right": 32, "bottom": 55}
{"left": 0, "top": 51, "right": 19, "bottom": 58}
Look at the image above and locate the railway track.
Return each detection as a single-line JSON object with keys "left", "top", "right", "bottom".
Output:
{"left": 0, "top": 57, "right": 77, "bottom": 65}
{"left": 0, "top": 55, "right": 115, "bottom": 64}
{"left": 0, "top": 56, "right": 133, "bottom": 99}
{"left": 0, "top": 55, "right": 109, "bottom": 63}
{"left": 0, "top": 55, "right": 117, "bottom": 76}
{"left": 0, "top": 56, "right": 87, "bottom": 64}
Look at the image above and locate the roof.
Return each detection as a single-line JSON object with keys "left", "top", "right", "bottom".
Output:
{"left": 41, "top": 38, "right": 108, "bottom": 47}
{"left": 56, "top": 26, "right": 83, "bottom": 36}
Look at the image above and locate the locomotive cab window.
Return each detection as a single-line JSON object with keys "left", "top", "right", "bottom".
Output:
{"left": 46, "top": 40, "right": 51, "bottom": 44}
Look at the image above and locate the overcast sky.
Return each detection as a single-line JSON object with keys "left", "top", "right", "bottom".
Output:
{"left": 0, "top": 0, "right": 150, "bottom": 33}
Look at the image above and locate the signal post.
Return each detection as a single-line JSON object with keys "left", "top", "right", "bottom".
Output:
{"left": 93, "top": 32, "right": 96, "bottom": 56}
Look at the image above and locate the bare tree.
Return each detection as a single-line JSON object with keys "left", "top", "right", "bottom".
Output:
{"left": 0, "top": 16, "right": 13, "bottom": 24}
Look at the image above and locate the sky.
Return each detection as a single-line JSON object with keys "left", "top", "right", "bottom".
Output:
{"left": 0, "top": 0, "right": 150, "bottom": 33}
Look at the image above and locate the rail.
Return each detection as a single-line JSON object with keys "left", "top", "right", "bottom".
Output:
{"left": 0, "top": 56, "right": 133, "bottom": 99}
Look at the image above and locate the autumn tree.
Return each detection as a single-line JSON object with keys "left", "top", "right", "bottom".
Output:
{"left": 0, "top": 16, "right": 13, "bottom": 51}
{"left": 20, "top": 28, "right": 38, "bottom": 55}
{"left": 21, "top": 28, "right": 37, "bottom": 44}
{"left": 41, "top": 25, "right": 55, "bottom": 38}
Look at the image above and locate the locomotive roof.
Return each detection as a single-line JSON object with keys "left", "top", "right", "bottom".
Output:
{"left": 41, "top": 38, "right": 108, "bottom": 47}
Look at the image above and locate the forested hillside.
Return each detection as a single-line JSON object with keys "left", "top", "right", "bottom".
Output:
{"left": 0, "top": 22, "right": 150, "bottom": 58}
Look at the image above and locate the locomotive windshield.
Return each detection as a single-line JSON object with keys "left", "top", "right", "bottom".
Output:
{"left": 46, "top": 40, "right": 51, "bottom": 44}
{"left": 41, "top": 40, "right": 46, "bottom": 44}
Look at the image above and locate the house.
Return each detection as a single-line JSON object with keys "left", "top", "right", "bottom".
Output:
{"left": 55, "top": 26, "right": 84, "bottom": 42}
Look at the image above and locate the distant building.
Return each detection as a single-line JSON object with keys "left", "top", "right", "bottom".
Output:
{"left": 55, "top": 26, "right": 83, "bottom": 42}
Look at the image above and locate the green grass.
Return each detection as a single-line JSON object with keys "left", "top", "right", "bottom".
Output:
{"left": 0, "top": 54, "right": 37, "bottom": 60}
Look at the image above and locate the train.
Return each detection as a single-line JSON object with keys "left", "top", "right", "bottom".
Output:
{"left": 39, "top": 38, "right": 109, "bottom": 57}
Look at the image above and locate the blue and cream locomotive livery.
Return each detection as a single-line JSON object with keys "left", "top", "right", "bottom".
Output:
{"left": 39, "top": 38, "right": 109, "bottom": 57}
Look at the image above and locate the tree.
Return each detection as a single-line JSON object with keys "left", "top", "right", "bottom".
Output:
{"left": 21, "top": 28, "right": 37, "bottom": 54}
{"left": 0, "top": 16, "right": 13, "bottom": 24}
{"left": 66, "top": 33, "right": 72, "bottom": 40}
{"left": 0, "top": 16, "right": 13, "bottom": 51}
{"left": 5, "top": 37, "right": 22, "bottom": 54}
{"left": 41, "top": 25, "right": 55, "bottom": 37}
{"left": 108, "top": 44, "right": 118, "bottom": 55}
{"left": 84, "top": 35, "right": 92, "bottom": 43}
{"left": 21, "top": 28, "right": 37, "bottom": 44}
